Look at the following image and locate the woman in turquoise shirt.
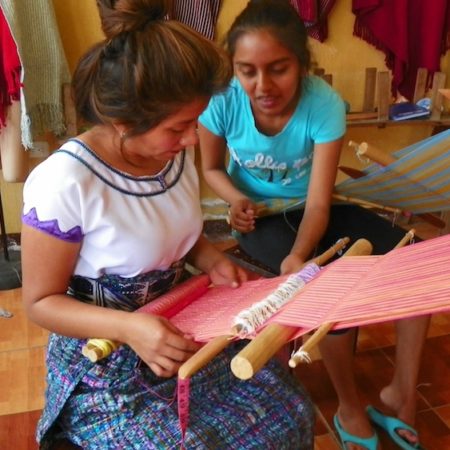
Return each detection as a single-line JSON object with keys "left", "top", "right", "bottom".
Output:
{"left": 199, "top": 1, "right": 429, "bottom": 449}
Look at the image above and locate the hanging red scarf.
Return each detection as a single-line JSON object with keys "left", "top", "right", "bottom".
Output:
{"left": 0, "top": 7, "right": 21, "bottom": 129}
{"left": 353, "top": 0, "right": 450, "bottom": 101}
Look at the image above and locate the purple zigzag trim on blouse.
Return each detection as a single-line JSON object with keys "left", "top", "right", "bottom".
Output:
{"left": 22, "top": 207, "right": 83, "bottom": 243}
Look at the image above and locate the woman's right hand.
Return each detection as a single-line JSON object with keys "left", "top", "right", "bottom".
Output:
{"left": 122, "top": 313, "right": 201, "bottom": 377}
{"left": 228, "top": 198, "right": 259, "bottom": 233}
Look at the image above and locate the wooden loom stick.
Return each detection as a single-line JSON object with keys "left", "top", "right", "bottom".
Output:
{"left": 178, "top": 335, "right": 232, "bottom": 380}
{"left": 288, "top": 322, "right": 334, "bottom": 366}
{"left": 288, "top": 229, "right": 415, "bottom": 368}
{"left": 394, "top": 228, "right": 416, "bottom": 249}
{"left": 178, "top": 237, "right": 352, "bottom": 380}
{"left": 349, "top": 140, "right": 395, "bottom": 166}
{"left": 305, "top": 236, "right": 350, "bottom": 267}
{"left": 339, "top": 160, "right": 446, "bottom": 229}
{"left": 332, "top": 193, "right": 402, "bottom": 214}
{"left": 82, "top": 338, "right": 119, "bottom": 362}
{"left": 230, "top": 238, "right": 373, "bottom": 380}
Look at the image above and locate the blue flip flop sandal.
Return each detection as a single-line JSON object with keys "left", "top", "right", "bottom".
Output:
{"left": 366, "top": 405, "right": 426, "bottom": 450}
{"left": 333, "top": 414, "right": 379, "bottom": 450}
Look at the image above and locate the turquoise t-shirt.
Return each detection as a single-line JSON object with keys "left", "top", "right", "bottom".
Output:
{"left": 199, "top": 76, "right": 346, "bottom": 204}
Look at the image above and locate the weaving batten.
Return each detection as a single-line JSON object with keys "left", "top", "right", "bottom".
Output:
{"left": 230, "top": 238, "right": 373, "bottom": 380}
{"left": 177, "top": 237, "right": 350, "bottom": 380}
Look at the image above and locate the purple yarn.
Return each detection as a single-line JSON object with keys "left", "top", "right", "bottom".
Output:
{"left": 291, "top": 263, "right": 321, "bottom": 284}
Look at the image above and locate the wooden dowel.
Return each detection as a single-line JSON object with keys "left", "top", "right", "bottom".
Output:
{"left": 394, "top": 229, "right": 415, "bottom": 249}
{"left": 348, "top": 140, "right": 395, "bottom": 166}
{"left": 377, "top": 71, "right": 390, "bottom": 121}
{"left": 413, "top": 68, "right": 428, "bottom": 104}
{"left": 230, "top": 324, "right": 297, "bottom": 380}
{"left": 288, "top": 322, "right": 333, "bottom": 367}
{"left": 178, "top": 335, "right": 233, "bottom": 380}
{"left": 439, "top": 89, "right": 450, "bottom": 100}
{"left": 339, "top": 238, "right": 372, "bottom": 256}
{"left": 430, "top": 72, "right": 446, "bottom": 121}
{"left": 363, "top": 67, "right": 377, "bottom": 112}
{"left": 304, "top": 237, "right": 350, "bottom": 267}
{"left": 230, "top": 239, "right": 373, "bottom": 380}
{"left": 81, "top": 339, "right": 119, "bottom": 362}
{"left": 333, "top": 193, "right": 402, "bottom": 215}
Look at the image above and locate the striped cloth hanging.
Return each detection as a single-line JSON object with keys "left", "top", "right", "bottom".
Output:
{"left": 170, "top": 0, "right": 221, "bottom": 40}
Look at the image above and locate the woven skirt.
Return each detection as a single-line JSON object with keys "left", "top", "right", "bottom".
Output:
{"left": 49, "top": 342, "right": 314, "bottom": 449}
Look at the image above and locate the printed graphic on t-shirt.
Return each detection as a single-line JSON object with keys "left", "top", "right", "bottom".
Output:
{"left": 229, "top": 147, "right": 312, "bottom": 185}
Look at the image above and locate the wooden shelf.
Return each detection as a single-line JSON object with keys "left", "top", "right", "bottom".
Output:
{"left": 316, "top": 67, "right": 449, "bottom": 130}
{"left": 346, "top": 114, "right": 450, "bottom": 128}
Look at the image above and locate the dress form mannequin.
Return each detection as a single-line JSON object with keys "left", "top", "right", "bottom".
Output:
{"left": 0, "top": 101, "right": 29, "bottom": 183}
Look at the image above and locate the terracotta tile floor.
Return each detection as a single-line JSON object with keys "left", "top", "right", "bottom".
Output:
{"left": 298, "top": 316, "right": 450, "bottom": 449}
{"left": 1, "top": 219, "right": 449, "bottom": 449}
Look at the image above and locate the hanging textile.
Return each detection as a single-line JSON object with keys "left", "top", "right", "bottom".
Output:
{"left": 290, "top": 0, "right": 337, "bottom": 42}
{"left": 352, "top": 0, "right": 450, "bottom": 101}
{"left": 0, "top": 1, "right": 70, "bottom": 148}
{"left": 0, "top": 7, "right": 20, "bottom": 129}
{"left": 170, "top": 0, "right": 222, "bottom": 40}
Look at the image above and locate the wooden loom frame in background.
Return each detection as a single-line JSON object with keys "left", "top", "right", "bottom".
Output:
{"left": 334, "top": 128, "right": 450, "bottom": 233}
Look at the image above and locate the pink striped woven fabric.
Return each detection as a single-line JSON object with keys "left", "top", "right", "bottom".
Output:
{"left": 139, "top": 234, "right": 450, "bottom": 342}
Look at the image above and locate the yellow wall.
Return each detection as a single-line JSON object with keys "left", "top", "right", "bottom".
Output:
{"left": 53, "top": 0, "right": 103, "bottom": 72}
{"left": 2, "top": 0, "right": 449, "bottom": 233}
